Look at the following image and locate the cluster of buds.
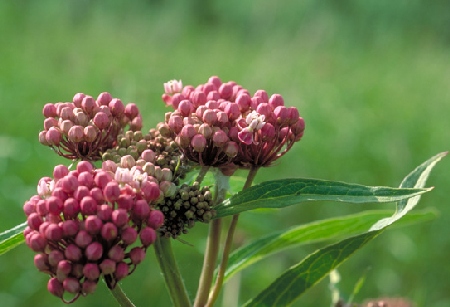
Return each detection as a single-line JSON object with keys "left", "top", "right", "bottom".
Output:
{"left": 102, "top": 123, "right": 191, "bottom": 184}
{"left": 162, "top": 76, "right": 305, "bottom": 172}
{"left": 23, "top": 161, "right": 164, "bottom": 302}
{"left": 157, "top": 182, "right": 214, "bottom": 238}
{"left": 39, "top": 92, "right": 142, "bottom": 161}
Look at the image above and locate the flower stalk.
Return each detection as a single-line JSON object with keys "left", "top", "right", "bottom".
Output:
{"left": 154, "top": 235, "right": 191, "bottom": 307}
{"left": 109, "top": 283, "right": 136, "bottom": 307}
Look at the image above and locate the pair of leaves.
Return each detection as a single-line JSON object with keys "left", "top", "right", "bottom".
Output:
{"left": 211, "top": 152, "right": 446, "bottom": 307}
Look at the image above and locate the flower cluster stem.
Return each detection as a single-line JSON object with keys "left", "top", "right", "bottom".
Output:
{"left": 154, "top": 235, "right": 192, "bottom": 307}
{"left": 206, "top": 166, "right": 259, "bottom": 306}
{"left": 194, "top": 172, "right": 229, "bottom": 307}
{"left": 109, "top": 283, "right": 136, "bottom": 307}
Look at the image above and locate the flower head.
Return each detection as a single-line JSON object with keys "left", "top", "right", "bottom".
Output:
{"left": 23, "top": 161, "right": 163, "bottom": 302}
{"left": 39, "top": 93, "right": 142, "bottom": 161}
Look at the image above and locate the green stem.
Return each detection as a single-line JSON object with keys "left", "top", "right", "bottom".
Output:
{"left": 196, "top": 166, "right": 210, "bottom": 184}
{"left": 194, "top": 171, "right": 229, "bottom": 307}
{"left": 109, "top": 283, "right": 136, "bottom": 307}
{"left": 206, "top": 166, "right": 260, "bottom": 307}
{"left": 154, "top": 235, "right": 192, "bottom": 307}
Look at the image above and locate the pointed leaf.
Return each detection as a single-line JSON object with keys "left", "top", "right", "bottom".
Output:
{"left": 221, "top": 209, "right": 436, "bottom": 284}
{"left": 244, "top": 152, "right": 446, "bottom": 306}
{"left": 0, "top": 222, "right": 27, "bottom": 256}
{"left": 214, "top": 178, "right": 430, "bottom": 218}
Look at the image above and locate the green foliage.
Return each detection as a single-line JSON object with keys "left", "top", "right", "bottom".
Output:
{"left": 215, "top": 178, "right": 429, "bottom": 218}
{"left": 0, "top": 222, "right": 26, "bottom": 256}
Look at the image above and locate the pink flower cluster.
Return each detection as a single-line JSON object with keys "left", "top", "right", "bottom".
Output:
{"left": 23, "top": 161, "right": 164, "bottom": 302}
{"left": 39, "top": 92, "right": 143, "bottom": 161}
{"left": 162, "top": 76, "right": 305, "bottom": 173}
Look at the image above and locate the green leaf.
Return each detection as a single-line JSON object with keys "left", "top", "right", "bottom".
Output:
{"left": 214, "top": 178, "right": 430, "bottom": 218}
{"left": 221, "top": 208, "right": 437, "bottom": 284}
{"left": 244, "top": 152, "right": 446, "bottom": 307}
{"left": 0, "top": 222, "right": 27, "bottom": 256}
{"left": 244, "top": 230, "right": 381, "bottom": 307}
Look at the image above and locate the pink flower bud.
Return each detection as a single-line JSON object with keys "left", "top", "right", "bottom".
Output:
{"left": 85, "top": 217, "right": 103, "bottom": 237}
{"left": 115, "top": 262, "right": 129, "bottom": 281}
{"left": 79, "top": 196, "right": 97, "bottom": 215}
{"left": 224, "top": 102, "right": 240, "bottom": 121}
{"left": 68, "top": 125, "right": 84, "bottom": 142}
{"left": 46, "top": 196, "right": 63, "bottom": 215}
{"left": 100, "top": 259, "right": 116, "bottom": 275}
{"left": 82, "top": 280, "right": 98, "bottom": 294}
{"left": 219, "top": 82, "right": 233, "bottom": 99}
{"left": 65, "top": 244, "right": 82, "bottom": 261}
{"left": 121, "top": 226, "right": 138, "bottom": 245}
{"left": 93, "top": 112, "right": 110, "bottom": 130}
{"left": 75, "top": 230, "right": 93, "bottom": 248}
{"left": 85, "top": 242, "right": 103, "bottom": 261}
{"left": 82, "top": 96, "right": 96, "bottom": 115}
{"left": 63, "top": 277, "right": 81, "bottom": 294}
{"left": 62, "top": 220, "right": 79, "bottom": 237}
{"left": 48, "top": 278, "right": 64, "bottom": 298}
{"left": 224, "top": 141, "right": 239, "bottom": 157}
{"left": 178, "top": 99, "right": 193, "bottom": 117}
{"left": 43, "top": 103, "right": 57, "bottom": 117}
{"left": 34, "top": 253, "right": 49, "bottom": 272}
{"left": 168, "top": 114, "right": 183, "bottom": 134}
{"left": 108, "top": 245, "right": 125, "bottom": 262}
{"left": 96, "top": 92, "right": 112, "bottom": 106}
{"left": 39, "top": 131, "right": 49, "bottom": 145}
{"left": 141, "top": 181, "right": 161, "bottom": 202}
{"left": 94, "top": 171, "right": 112, "bottom": 189}
{"left": 191, "top": 134, "right": 206, "bottom": 152}
{"left": 74, "top": 111, "right": 89, "bottom": 126}
{"left": 141, "top": 149, "right": 155, "bottom": 162}
{"left": 83, "top": 263, "right": 101, "bottom": 280}
{"left": 103, "top": 181, "right": 121, "bottom": 202}
{"left": 269, "top": 93, "right": 284, "bottom": 108}
{"left": 147, "top": 210, "right": 165, "bottom": 229}
{"left": 112, "top": 209, "right": 128, "bottom": 227}
{"left": 27, "top": 213, "right": 43, "bottom": 230}
{"left": 125, "top": 103, "right": 139, "bottom": 119}
{"left": 56, "top": 260, "right": 72, "bottom": 281}
{"left": 63, "top": 198, "right": 80, "bottom": 219}
{"left": 83, "top": 125, "right": 98, "bottom": 142}
{"left": 44, "top": 117, "right": 58, "bottom": 130}
{"left": 46, "top": 127, "right": 62, "bottom": 146}
{"left": 213, "top": 130, "right": 229, "bottom": 147}
{"left": 192, "top": 91, "right": 207, "bottom": 107}
{"left": 132, "top": 199, "right": 150, "bottom": 220}
{"left": 129, "top": 247, "right": 146, "bottom": 264}
{"left": 73, "top": 93, "right": 86, "bottom": 107}
{"left": 255, "top": 89, "right": 269, "bottom": 103}
{"left": 101, "top": 222, "right": 118, "bottom": 241}
{"left": 106, "top": 98, "right": 125, "bottom": 117}
{"left": 140, "top": 226, "right": 156, "bottom": 247}
{"left": 45, "top": 224, "right": 63, "bottom": 241}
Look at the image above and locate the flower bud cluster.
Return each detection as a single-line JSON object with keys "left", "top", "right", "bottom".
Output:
{"left": 157, "top": 182, "right": 214, "bottom": 238}
{"left": 23, "top": 161, "right": 164, "bottom": 302}
{"left": 102, "top": 123, "right": 191, "bottom": 184}
{"left": 39, "top": 92, "right": 143, "bottom": 161}
{"left": 162, "top": 76, "right": 305, "bottom": 172}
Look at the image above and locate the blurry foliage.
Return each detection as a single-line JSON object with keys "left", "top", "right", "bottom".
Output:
{"left": 1, "top": 0, "right": 450, "bottom": 306}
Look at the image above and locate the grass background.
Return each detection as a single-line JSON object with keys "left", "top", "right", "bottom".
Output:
{"left": 1, "top": 0, "right": 450, "bottom": 306}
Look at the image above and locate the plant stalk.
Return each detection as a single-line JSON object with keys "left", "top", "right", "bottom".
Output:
{"left": 109, "top": 283, "right": 136, "bottom": 307}
{"left": 206, "top": 166, "right": 259, "bottom": 306}
{"left": 154, "top": 235, "right": 192, "bottom": 307}
{"left": 194, "top": 171, "right": 229, "bottom": 307}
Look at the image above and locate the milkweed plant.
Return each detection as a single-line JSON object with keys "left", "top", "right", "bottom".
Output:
{"left": 0, "top": 76, "right": 446, "bottom": 307}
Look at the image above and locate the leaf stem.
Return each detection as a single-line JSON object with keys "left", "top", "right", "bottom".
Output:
{"left": 206, "top": 166, "right": 259, "bottom": 306}
{"left": 194, "top": 172, "right": 229, "bottom": 307}
{"left": 154, "top": 235, "right": 192, "bottom": 307}
{"left": 109, "top": 283, "right": 136, "bottom": 307}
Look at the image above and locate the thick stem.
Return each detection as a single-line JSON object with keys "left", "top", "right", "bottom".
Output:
{"left": 206, "top": 166, "right": 259, "bottom": 307}
{"left": 194, "top": 171, "right": 229, "bottom": 307}
{"left": 109, "top": 283, "right": 136, "bottom": 307}
{"left": 194, "top": 219, "right": 222, "bottom": 307}
{"left": 154, "top": 236, "right": 192, "bottom": 307}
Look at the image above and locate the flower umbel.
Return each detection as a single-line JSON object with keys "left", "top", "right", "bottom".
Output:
{"left": 39, "top": 92, "right": 143, "bottom": 161}
{"left": 23, "top": 161, "right": 163, "bottom": 303}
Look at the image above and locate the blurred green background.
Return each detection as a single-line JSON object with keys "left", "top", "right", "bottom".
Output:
{"left": 1, "top": 0, "right": 450, "bottom": 306}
